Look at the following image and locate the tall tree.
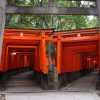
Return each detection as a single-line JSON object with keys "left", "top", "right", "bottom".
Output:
{"left": 6, "top": 0, "right": 98, "bottom": 30}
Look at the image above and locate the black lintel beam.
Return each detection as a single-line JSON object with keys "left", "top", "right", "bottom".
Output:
{"left": 6, "top": 6, "right": 98, "bottom": 15}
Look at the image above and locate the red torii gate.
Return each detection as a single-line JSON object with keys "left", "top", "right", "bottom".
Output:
{"left": 54, "top": 28, "right": 99, "bottom": 74}
{"left": 0, "top": 28, "right": 99, "bottom": 89}
{"left": 1, "top": 29, "right": 54, "bottom": 74}
{"left": 1, "top": 28, "right": 99, "bottom": 73}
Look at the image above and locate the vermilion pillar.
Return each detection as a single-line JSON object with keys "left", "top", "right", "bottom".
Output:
{"left": 40, "top": 32, "right": 48, "bottom": 74}
{"left": 24, "top": 54, "right": 28, "bottom": 67}
{"left": 57, "top": 34, "right": 62, "bottom": 74}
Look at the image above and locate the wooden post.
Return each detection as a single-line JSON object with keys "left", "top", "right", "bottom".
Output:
{"left": 40, "top": 32, "right": 49, "bottom": 89}
{"left": 40, "top": 32, "right": 48, "bottom": 74}
{"left": 0, "top": 0, "right": 6, "bottom": 72}
{"left": 57, "top": 34, "right": 62, "bottom": 74}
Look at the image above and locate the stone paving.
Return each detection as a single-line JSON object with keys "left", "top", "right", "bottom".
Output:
{"left": 0, "top": 94, "right": 5, "bottom": 100}
{"left": 5, "top": 92, "right": 100, "bottom": 100}
{"left": 5, "top": 71, "right": 43, "bottom": 93}
{"left": 60, "top": 72, "right": 98, "bottom": 92}
{"left": 0, "top": 71, "right": 100, "bottom": 100}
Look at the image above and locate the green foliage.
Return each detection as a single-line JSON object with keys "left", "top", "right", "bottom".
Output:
{"left": 57, "top": 0, "right": 96, "bottom": 7}
{"left": 6, "top": 0, "right": 98, "bottom": 30}
{"left": 57, "top": 0, "right": 77, "bottom": 7}
{"left": 7, "top": 0, "right": 96, "bottom": 7}
{"left": 7, "top": 0, "right": 48, "bottom": 7}
{"left": 6, "top": 14, "right": 98, "bottom": 30}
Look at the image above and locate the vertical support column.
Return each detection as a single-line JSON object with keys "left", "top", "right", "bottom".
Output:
{"left": 39, "top": 32, "right": 48, "bottom": 89}
{"left": 24, "top": 54, "right": 28, "bottom": 67}
{"left": 96, "top": 0, "right": 100, "bottom": 77}
{"left": 57, "top": 34, "right": 62, "bottom": 74}
{"left": 40, "top": 32, "right": 48, "bottom": 74}
{"left": 5, "top": 46, "right": 8, "bottom": 71}
{"left": 0, "top": 0, "right": 6, "bottom": 72}
{"left": 17, "top": 53, "right": 20, "bottom": 68}
{"left": 34, "top": 47, "right": 40, "bottom": 71}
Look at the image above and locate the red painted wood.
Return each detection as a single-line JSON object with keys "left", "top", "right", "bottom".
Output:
{"left": 62, "top": 44, "right": 97, "bottom": 73}
{"left": 0, "top": 29, "right": 54, "bottom": 74}
{"left": 0, "top": 28, "right": 99, "bottom": 75}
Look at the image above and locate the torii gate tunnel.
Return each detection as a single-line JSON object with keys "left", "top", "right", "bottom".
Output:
{"left": 0, "top": 28, "right": 99, "bottom": 89}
